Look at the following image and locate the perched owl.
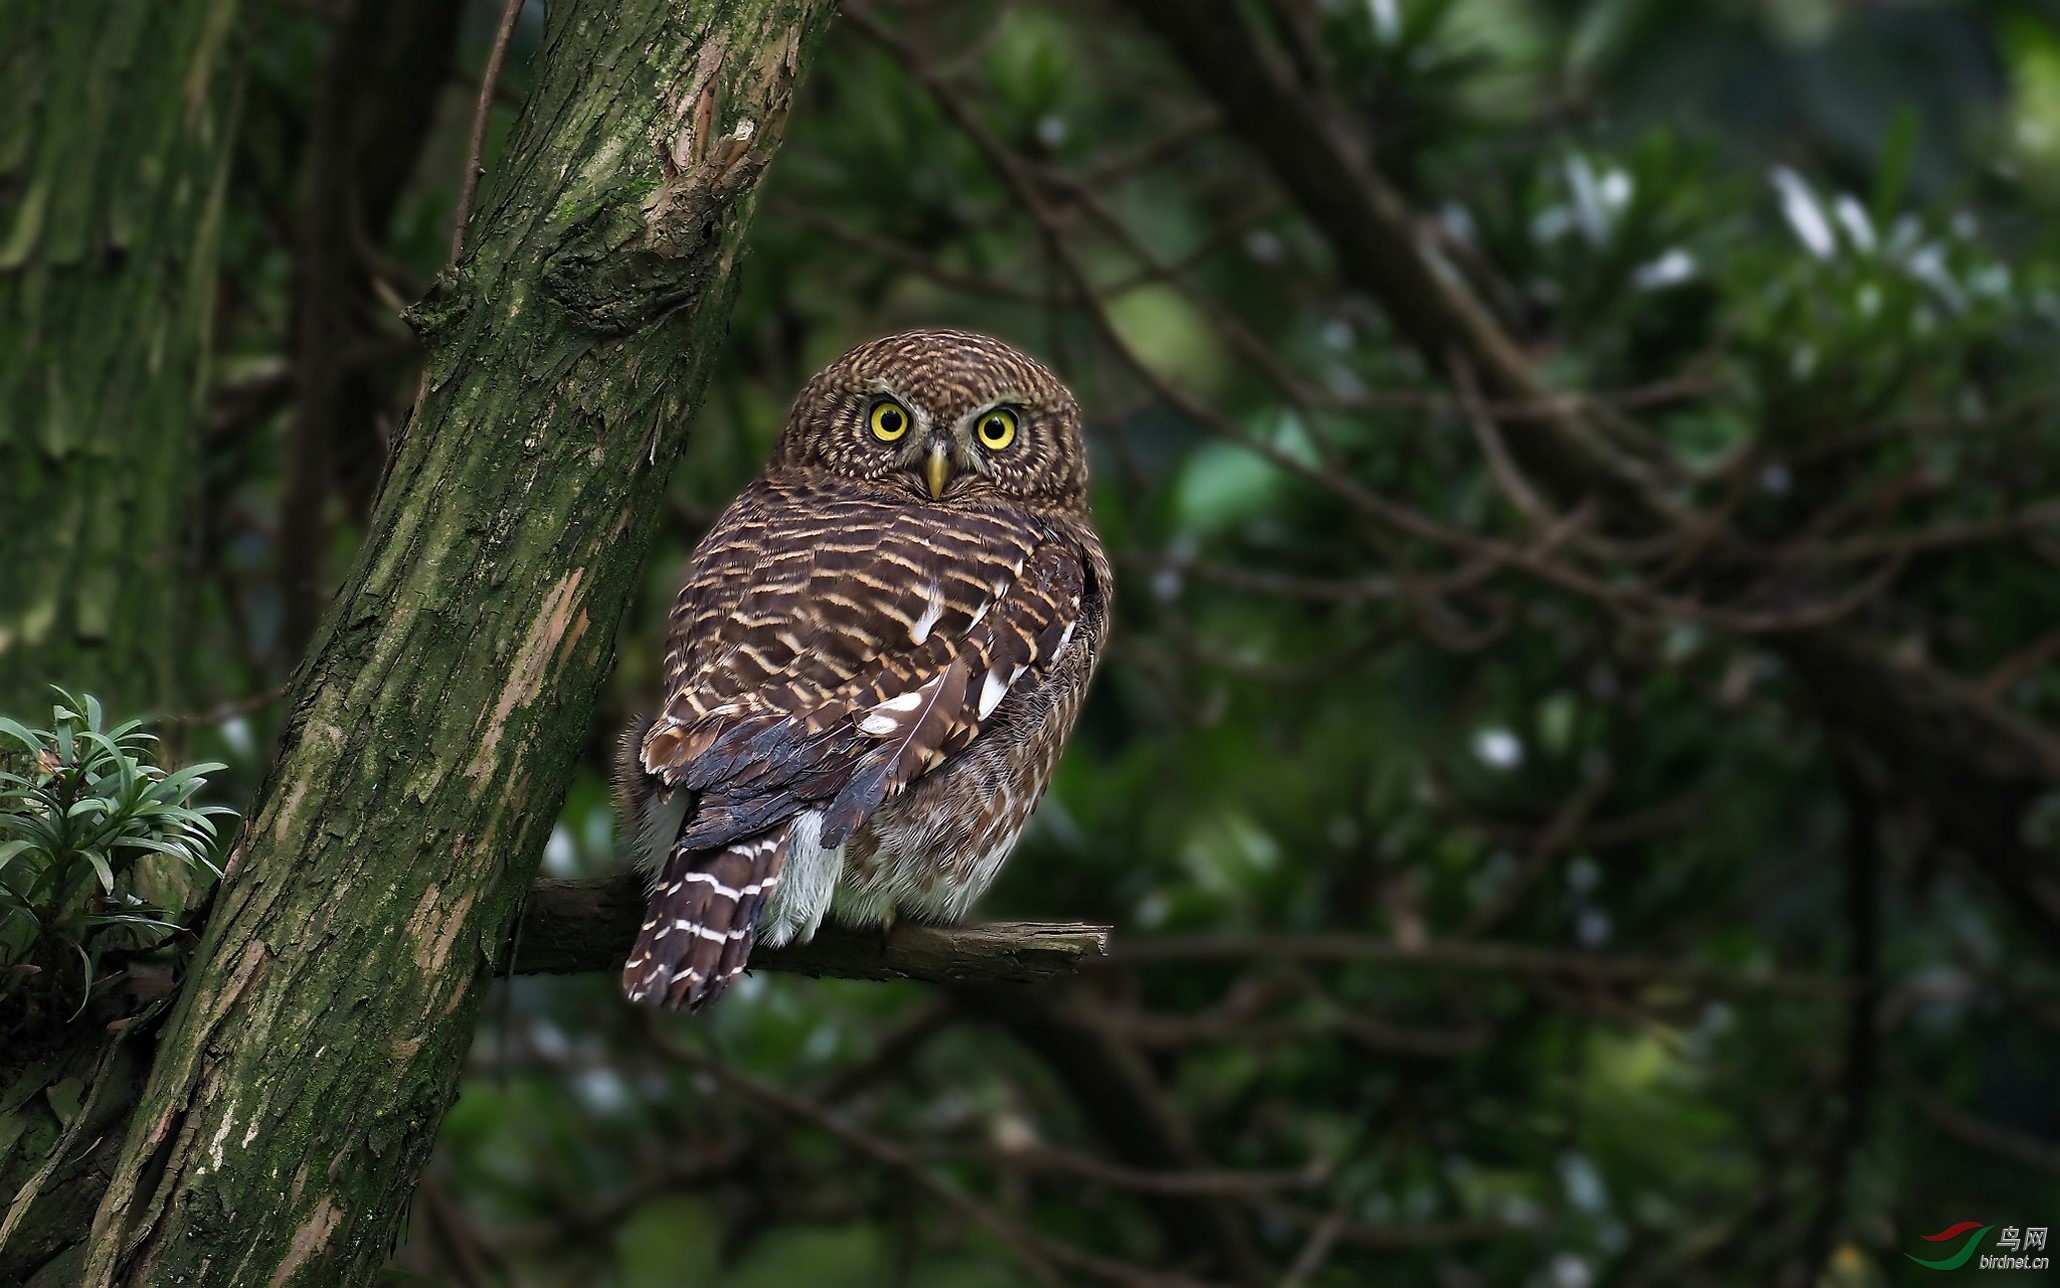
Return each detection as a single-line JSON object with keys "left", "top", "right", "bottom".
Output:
{"left": 616, "top": 329, "right": 1111, "bottom": 1010}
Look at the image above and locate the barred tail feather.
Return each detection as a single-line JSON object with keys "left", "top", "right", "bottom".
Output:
{"left": 621, "top": 819, "right": 793, "bottom": 1010}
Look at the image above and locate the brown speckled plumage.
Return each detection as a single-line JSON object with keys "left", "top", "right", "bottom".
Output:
{"left": 619, "top": 330, "right": 1111, "bottom": 1009}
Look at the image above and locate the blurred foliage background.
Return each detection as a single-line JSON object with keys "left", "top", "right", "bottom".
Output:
{"left": 28, "top": 0, "right": 2060, "bottom": 1283}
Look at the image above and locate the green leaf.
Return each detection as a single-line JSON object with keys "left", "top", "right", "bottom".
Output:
{"left": 0, "top": 717, "right": 45, "bottom": 754}
{"left": 152, "top": 762, "right": 224, "bottom": 801}
{"left": 43, "top": 1078, "right": 84, "bottom": 1126}
{"left": 68, "top": 942, "right": 92, "bottom": 1019}
{"left": 0, "top": 811, "right": 62, "bottom": 849}
{"left": 111, "top": 836, "right": 198, "bottom": 859}
{"left": 0, "top": 1109, "right": 28, "bottom": 1165}
{"left": 0, "top": 838, "right": 34, "bottom": 873}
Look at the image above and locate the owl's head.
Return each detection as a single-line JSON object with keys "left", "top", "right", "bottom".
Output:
{"left": 772, "top": 329, "right": 1088, "bottom": 507}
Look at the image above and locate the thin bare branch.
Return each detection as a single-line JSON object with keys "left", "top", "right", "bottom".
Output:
{"left": 1888, "top": 1061, "right": 2060, "bottom": 1175}
{"left": 450, "top": 0, "right": 527, "bottom": 265}
{"left": 646, "top": 1032, "right": 1235, "bottom": 1288}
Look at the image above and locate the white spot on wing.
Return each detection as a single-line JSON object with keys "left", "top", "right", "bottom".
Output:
{"left": 858, "top": 686, "right": 929, "bottom": 737}
{"left": 910, "top": 584, "right": 944, "bottom": 644}
{"left": 978, "top": 667, "right": 1010, "bottom": 720}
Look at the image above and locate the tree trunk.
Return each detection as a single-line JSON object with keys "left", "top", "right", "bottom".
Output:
{"left": 0, "top": 3, "right": 239, "bottom": 1279}
{"left": 63, "top": 2, "right": 836, "bottom": 1283}
{"left": 0, "top": 0, "right": 240, "bottom": 715}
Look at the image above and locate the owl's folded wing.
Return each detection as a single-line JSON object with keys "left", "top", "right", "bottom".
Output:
{"left": 810, "top": 538, "right": 1084, "bottom": 847}
{"left": 641, "top": 504, "right": 1089, "bottom": 853}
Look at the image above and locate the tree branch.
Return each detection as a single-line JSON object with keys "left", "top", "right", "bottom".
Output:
{"left": 79, "top": 4, "right": 842, "bottom": 1282}
{"left": 450, "top": 0, "right": 526, "bottom": 266}
{"left": 1114, "top": 0, "right": 1684, "bottom": 530}
{"left": 1113, "top": 0, "right": 2060, "bottom": 948}
{"left": 510, "top": 875, "right": 1109, "bottom": 986}
{"left": 643, "top": 1030, "right": 1227, "bottom": 1288}
{"left": 952, "top": 984, "right": 1278, "bottom": 1287}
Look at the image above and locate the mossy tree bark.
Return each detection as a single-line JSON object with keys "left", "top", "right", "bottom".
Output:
{"left": 54, "top": 2, "right": 837, "bottom": 1283}
{"left": 0, "top": 0, "right": 240, "bottom": 716}
{"left": 0, "top": 3, "right": 240, "bottom": 1280}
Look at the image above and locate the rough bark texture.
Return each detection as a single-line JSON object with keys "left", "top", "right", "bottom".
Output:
{"left": 68, "top": 3, "right": 838, "bottom": 1283}
{"left": 514, "top": 873, "right": 1109, "bottom": 982}
{"left": 0, "top": 1, "right": 239, "bottom": 1277}
{"left": 1, "top": 1036, "right": 150, "bottom": 1287}
{"left": 0, "top": 0, "right": 240, "bottom": 715}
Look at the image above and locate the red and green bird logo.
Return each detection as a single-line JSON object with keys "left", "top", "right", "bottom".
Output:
{"left": 1906, "top": 1222, "right": 1991, "bottom": 1270}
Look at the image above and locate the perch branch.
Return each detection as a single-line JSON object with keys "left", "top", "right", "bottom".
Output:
{"left": 509, "top": 874, "right": 1109, "bottom": 985}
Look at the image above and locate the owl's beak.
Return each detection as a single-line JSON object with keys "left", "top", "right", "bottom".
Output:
{"left": 924, "top": 444, "right": 952, "bottom": 499}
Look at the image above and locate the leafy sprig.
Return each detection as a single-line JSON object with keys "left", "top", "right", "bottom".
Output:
{"left": 0, "top": 689, "right": 236, "bottom": 1025}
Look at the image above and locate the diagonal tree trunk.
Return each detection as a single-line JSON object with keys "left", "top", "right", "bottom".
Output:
{"left": 0, "top": 0, "right": 240, "bottom": 716}
{"left": 64, "top": 2, "right": 837, "bottom": 1283}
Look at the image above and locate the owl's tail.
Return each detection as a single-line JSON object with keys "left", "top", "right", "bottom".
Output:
{"left": 621, "top": 819, "right": 793, "bottom": 1010}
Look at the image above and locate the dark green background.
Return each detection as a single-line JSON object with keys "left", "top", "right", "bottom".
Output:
{"left": 46, "top": 0, "right": 2060, "bottom": 1282}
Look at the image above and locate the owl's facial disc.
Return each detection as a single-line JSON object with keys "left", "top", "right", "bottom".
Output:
{"left": 776, "top": 330, "right": 1087, "bottom": 505}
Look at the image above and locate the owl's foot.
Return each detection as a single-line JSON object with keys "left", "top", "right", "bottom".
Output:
{"left": 875, "top": 909, "right": 898, "bottom": 953}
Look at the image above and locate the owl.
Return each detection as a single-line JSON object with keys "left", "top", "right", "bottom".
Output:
{"left": 616, "top": 329, "right": 1112, "bottom": 1010}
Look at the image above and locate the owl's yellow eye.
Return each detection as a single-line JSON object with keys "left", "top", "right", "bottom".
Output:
{"left": 869, "top": 399, "right": 911, "bottom": 442}
{"left": 975, "top": 408, "right": 1018, "bottom": 450}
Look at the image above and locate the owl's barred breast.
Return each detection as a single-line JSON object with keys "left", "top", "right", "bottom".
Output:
{"left": 621, "top": 328, "right": 1110, "bottom": 1010}
{"left": 661, "top": 479, "right": 1056, "bottom": 716}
